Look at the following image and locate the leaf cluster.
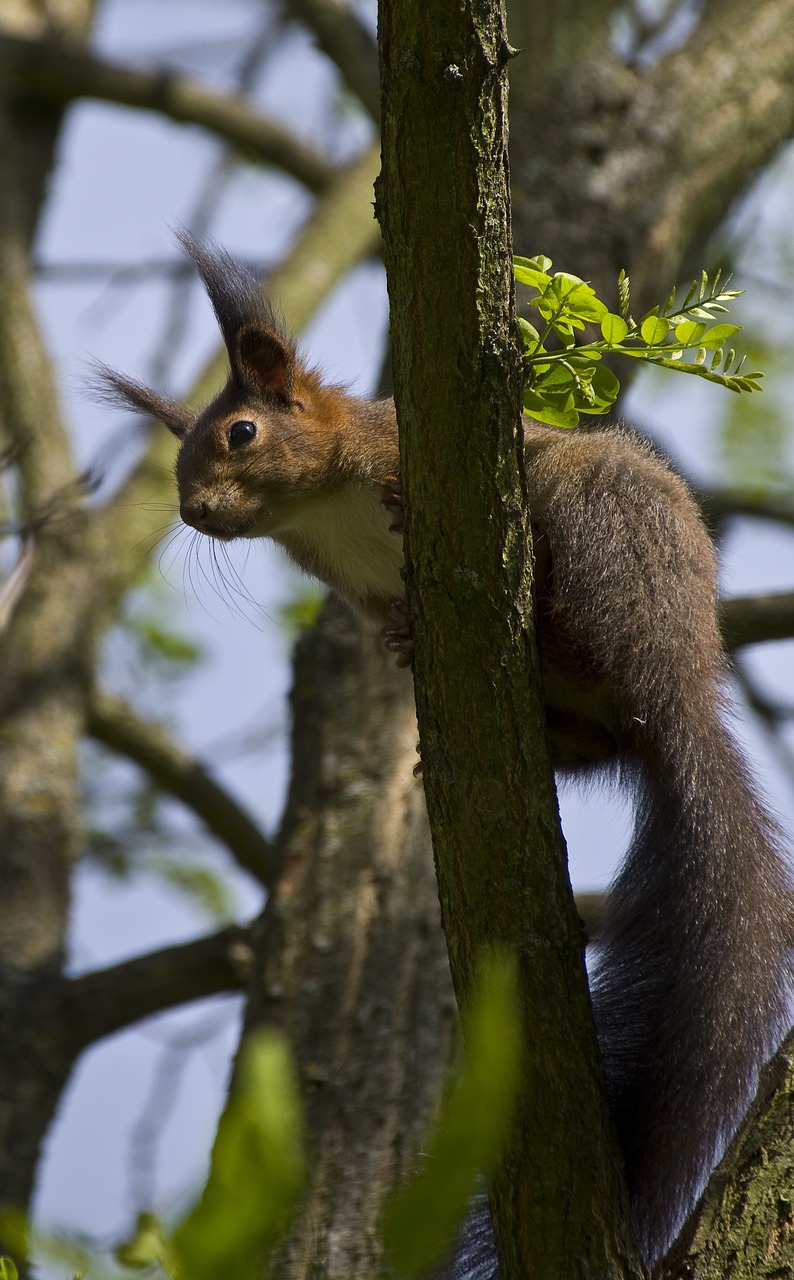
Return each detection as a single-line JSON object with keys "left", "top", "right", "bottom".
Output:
{"left": 515, "top": 256, "right": 764, "bottom": 429}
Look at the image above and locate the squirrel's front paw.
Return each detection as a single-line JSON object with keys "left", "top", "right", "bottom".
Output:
{"left": 379, "top": 477, "right": 403, "bottom": 534}
{"left": 381, "top": 599, "right": 414, "bottom": 668}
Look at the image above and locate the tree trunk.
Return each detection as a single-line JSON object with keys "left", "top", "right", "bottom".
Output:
{"left": 377, "top": 1, "right": 640, "bottom": 1276}
{"left": 245, "top": 602, "right": 456, "bottom": 1278}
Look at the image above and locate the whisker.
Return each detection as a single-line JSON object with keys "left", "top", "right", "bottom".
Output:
{"left": 124, "top": 520, "right": 181, "bottom": 564}
{"left": 217, "top": 543, "right": 274, "bottom": 627}
{"left": 157, "top": 526, "right": 192, "bottom": 584}
{"left": 208, "top": 540, "right": 262, "bottom": 628}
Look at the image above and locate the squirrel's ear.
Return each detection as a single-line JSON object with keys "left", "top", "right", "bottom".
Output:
{"left": 232, "top": 323, "right": 296, "bottom": 400}
{"left": 92, "top": 365, "right": 195, "bottom": 440}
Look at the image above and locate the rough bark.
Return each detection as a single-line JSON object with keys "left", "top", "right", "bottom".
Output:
{"left": 245, "top": 602, "right": 455, "bottom": 1278}
{"left": 378, "top": 2, "right": 640, "bottom": 1277}
{"left": 660, "top": 1027, "right": 794, "bottom": 1279}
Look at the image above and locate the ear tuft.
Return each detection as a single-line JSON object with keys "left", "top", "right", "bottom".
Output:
{"left": 90, "top": 364, "right": 195, "bottom": 440}
{"left": 175, "top": 228, "right": 288, "bottom": 360}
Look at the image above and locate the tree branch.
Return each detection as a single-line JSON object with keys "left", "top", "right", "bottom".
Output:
{"left": 700, "top": 487, "right": 794, "bottom": 532}
{"left": 87, "top": 689, "right": 276, "bottom": 887}
{"left": 283, "top": 0, "right": 380, "bottom": 123}
{"left": 661, "top": 1025, "right": 794, "bottom": 1279}
{"left": 63, "top": 925, "right": 253, "bottom": 1051}
{"left": 720, "top": 591, "right": 794, "bottom": 650}
{"left": 0, "top": 32, "right": 336, "bottom": 194}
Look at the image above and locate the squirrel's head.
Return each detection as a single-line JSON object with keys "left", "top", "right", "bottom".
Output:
{"left": 97, "top": 232, "right": 354, "bottom": 540}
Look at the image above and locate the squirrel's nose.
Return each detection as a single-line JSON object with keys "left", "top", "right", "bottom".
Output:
{"left": 180, "top": 499, "right": 211, "bottom": 529}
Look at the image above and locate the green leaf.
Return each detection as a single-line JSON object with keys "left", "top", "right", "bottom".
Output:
{"left": 548, "top": 274, "right": 608, "bottom": 323}
{"left": 523, "top": 390, "right": 580, "bottom": 429}
{"left": 640, "top": 315, "right": 670, "bottom": 344}
{"left": 578, "top": 364, "right": 620, "bottom": 415}
{"left": 513, "top": 256, "right": 552, "bottom": 290}
{"left": 135, "top": 620, "right": 203, "bottom": 667}
{"left": 145, "top": 854, "right": 234, "bottom": 922}
{"left": 564, "top": 351, "right": 603, "bottom": 365}
{"left": 383, "top": 952, "right": 524, "bottom": 1275}
{"left": 539, "top": 363, "right": 577, "bottom": 392}
{"left": 279, "top": 587, "right": 324, "bottom": 635}
{"left": 674, "top": 320, "right": 707, "bottom": 346}
{"left": 600, "top": 313, "right": 628, "bottom": 343}
{"left": 646, "top": 355, "right": 764, "bottom": 390}
{"left": 697, "top": 323, "right": 742, "bottom": 350}
{"left": 517, "top": 316, "right": 542, "bottom": 351}
{"left": 515, "top": 252, "right": 762, "bottom": 417}
{"left": 0, "top": 1258, "right": 19, "bottom": 1280}
{"left": 173, "top": 1030, "right": 306, "bottom": 1280}
{"left": 514, "top": 253, "right": 552, "bottom": 274}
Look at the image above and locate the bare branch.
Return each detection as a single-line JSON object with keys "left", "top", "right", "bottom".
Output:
{"left": 63, "top": 925, "right": 254, "bottom": 1051}
{"left": 87, "top": 689, "right": 276, "bottom": 888}
{"left": 283, "top": 0, "right": 380, "bottom": 123}
{"left": 720, "top": 592, "right": 794, "bottom": 651}
{"left": 700, "top": 487, "right": 794, "bottom": 532}
{"left": 0, "top": 32, "right": 336, "bottom": 194}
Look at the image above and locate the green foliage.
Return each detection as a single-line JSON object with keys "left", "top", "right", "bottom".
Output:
{"left": 382, "top": 951, "right": 524, "bottom": 1275}
{"left": 0, "top": 1213, "right": 100, "bottom": 1280}
{"left": 5, "top": 977, "right": 526, "bottom": 1280}
{"left": 133, "top": 620, "right": 203, "bottom": 671}
{"left": 6, "top": 1032, "right": 305, "bottom": 1280}
{"left": 515, "top": 256, "right": 764, "bottom": 429}
{"left": 84, "top": 766, "right": 234, "bottom": 925}
{"left": 171, "top": 1029, "right": 305, "bottom": 1280}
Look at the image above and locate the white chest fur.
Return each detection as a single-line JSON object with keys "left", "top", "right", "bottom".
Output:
{"left": 276, "top": 481, "right": 406, "bottom": 608}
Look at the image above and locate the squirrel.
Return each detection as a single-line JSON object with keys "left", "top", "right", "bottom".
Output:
{"left": 101, "top": 234, "right": 794, "bottom": 1267}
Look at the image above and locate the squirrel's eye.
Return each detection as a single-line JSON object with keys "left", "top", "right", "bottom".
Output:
{"left": 228, "top": 420, "right": 257, "bottom": 449}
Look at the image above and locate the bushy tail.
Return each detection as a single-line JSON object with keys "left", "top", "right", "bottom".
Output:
{"left": 449, "top": 703, "right": 794, "bottom": 1275}
{"left": 592, "top": 703, "right": 794, "bottom": 1260}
